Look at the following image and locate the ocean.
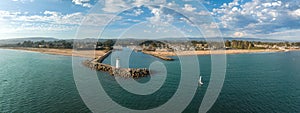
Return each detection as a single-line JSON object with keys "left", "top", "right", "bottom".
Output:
{"left": 0, "top": 48, "right": 299, "bottom": 112}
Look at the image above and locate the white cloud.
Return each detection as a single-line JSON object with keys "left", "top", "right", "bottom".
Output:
{"left": 233, "top": 32, "right": 245, "bottom": 37}
{"left": 232, "top": 7, "right": 239, "bottom": 12}
{"left": 101, "top": 0, "right": 167, "bottom": 13}
{"left": 13, "top": 11, "right": 84, "bottom": 25}
{"left": 11, "top": 0, "right": 34, "bottom": 2}
{"left": 0, "top": 10, "right": 19, "bottom": 20}
{"left": 0, "top": 10, "right": 85, "bottom": 34}
{"left": 262, "top": 3, "right": 272, "bottom": 7}
{"left": 272, "top": 1, "right": 282, "bottom": 7}
{"left": 146, "top": 7, "right": 174, "bottom": 26}
{"left": 212, "top": 0, "right": 300, "bottom": 38}
{"left": 133, "top": 9, "right": 144, "bottom": 16}
{"left": 102, "top": 0, "right": 128, "bottom": 13}
{"left": 289, "top": 9, "right": 300, "bottom": 18}
{"left": 0, "top": 8, "right": 127, "bottom": 38}
{"left": 81, "top": 13, "right": 121, "bottom": 26}
{"left": 43, "top": 11, "right": 60, "bottom": 16}
{"left": 124, "top": 8, "right": 144, "bottom": 16}
{"left": 82, "top": 3, "right": 92, "bottom": 8}
{"left": 72, "top": 0, "right": 92, "bottom": 8}
{"left": 72, "top": 0, "right": 89, "bottom": 4}
{"left": 122, "top": 22, "right": 184, "bottom": 39}
{"left": 182, "top": 4, "right": 196, "bottom": 12}
{"left": 197, "top": 10, "right": 212, "bottom": 16}
{"left": 133, "top": 0, "right": 150, "bottom": 7}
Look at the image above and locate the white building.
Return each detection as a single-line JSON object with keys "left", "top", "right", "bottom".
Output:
{"left": 116, "top": 57, "right": 120, "bottom": 69}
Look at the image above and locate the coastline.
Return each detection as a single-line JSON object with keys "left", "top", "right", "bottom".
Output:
{"left": 142, "top": 49, "right": 294, "bottom": 57}
{"left": 2, "top": 47, "right": 299, "bottom": 59}
{"left": 0, "top": 47, "right": 107, "bottom": 58}
{"left": 0, "top": 47, "right": 151, "bottom": 78}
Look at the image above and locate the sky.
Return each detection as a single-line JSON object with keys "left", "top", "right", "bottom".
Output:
{"left": 0, "top": 0, "right": 300, "bottom": 40}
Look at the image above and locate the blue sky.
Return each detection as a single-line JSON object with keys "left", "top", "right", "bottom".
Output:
{"left": 0, "top": 0, "right": 300, "bottom": 40}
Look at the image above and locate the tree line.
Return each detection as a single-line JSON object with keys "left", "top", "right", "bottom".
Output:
{"left": 15, "top": 40, "right": 73, "bottom": 49}
{"left": 3, "top": 39, "right": 116, "bottom": 50}
{"left": 192, "top": 40, "right": 300, "bottom": 49}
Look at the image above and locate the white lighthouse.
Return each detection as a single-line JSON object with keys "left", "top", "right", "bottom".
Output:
{"left": 116, "top": 57, "right": 120, "bottom": 69}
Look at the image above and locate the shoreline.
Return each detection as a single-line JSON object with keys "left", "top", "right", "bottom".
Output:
{"left": 0, "top": 47, "right": 150, "bottom": 78}
{"left": 142, "top": 51, "right": 174, "bottom": 61}
{"left": 0, "top": 47, "right": 108, "bottom": 58}
{"left": 2, "top": 47, "right": 300, "bottom": 59}
{"left": 143, "top": 49, "right": 298, "bottom": 58}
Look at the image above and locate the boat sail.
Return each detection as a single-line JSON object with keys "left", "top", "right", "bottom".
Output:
{"left": 199, "top": 76, "right": 203, "bottom": 85}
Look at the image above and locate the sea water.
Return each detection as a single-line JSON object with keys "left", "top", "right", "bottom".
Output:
{"left": 0, "top": 49, "right": 299, "bottom": 112}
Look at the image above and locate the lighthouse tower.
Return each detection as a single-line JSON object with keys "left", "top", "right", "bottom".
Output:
{"left": 116, "top": 57, "right": 120, "bottom": 69}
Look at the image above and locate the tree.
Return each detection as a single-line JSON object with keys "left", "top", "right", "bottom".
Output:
{"left": 225, "top": 40, "right": 231, "bottom": 47}
{"left": 96, "top": 42, "right": 103, "bottom": 46}
{"left": 103, "top": 40, "right": 115, "bottom": 47}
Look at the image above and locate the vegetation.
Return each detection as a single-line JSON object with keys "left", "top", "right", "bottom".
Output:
{"left": 1, "top": 39, "right": 116, "bottom": 50}
{"left": 292, "top": 42, "right": 300, "bottom": 46}
{"left": 191, "top": 40, "right": 207, "bottom": 45}
{"left": 2, "top": 39, "right": 300, "bottom": 51}
{"left": 13, "top": 40, "right": 73, "bottom": 49}
{"left": 139, "top": 40, "right": 166, "bottom": 47}
{"left": 140, "top": 40, "right": 300, "bottom": 51}
{"left": 192, "top": 40, "right": 300, "bottom": 49}
{"left": 227, "top": 40, "right": 255, "bottom": 49}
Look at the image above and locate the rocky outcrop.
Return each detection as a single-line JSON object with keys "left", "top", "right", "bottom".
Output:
{"left": 83, "top": 50, "right": 150, "bottom": 78}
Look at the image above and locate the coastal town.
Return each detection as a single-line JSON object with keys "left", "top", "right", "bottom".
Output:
{"left": 136, "top": 40, "right": 300, "bottom": 52}
{"left": 1, "top": 39, "right": 300, "bottom": 58}
{"left": 2, "top": 38, "right": 300, "bottom": 62}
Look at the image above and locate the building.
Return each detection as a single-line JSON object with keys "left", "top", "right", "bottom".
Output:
{"left": 116, "top": 57, "right": 120, "bottom": 69}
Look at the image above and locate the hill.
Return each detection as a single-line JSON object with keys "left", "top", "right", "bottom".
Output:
{"left": 0, "top": 37, "right": 58, "bottom": 46}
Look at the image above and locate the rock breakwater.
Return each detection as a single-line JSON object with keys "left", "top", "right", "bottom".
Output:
{"left": 83, "top": 50, "right": 150, "bottom": 78}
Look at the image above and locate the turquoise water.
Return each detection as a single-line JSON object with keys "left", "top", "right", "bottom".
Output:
{"left": 0, "top": 49, "right": 300, "bottom": 112}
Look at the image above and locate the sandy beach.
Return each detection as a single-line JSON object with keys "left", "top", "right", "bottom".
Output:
{"left": 2, "top": 47, "right": 298, "bottom": 59}
{"left": 143, "top": 49, "right": 288, "bottom": 57}
{"left": 2, "top": 47, "right": 107, "bottom": 58}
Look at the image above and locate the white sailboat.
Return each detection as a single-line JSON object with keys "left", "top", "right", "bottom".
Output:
{"left": 199, "top": 76, "right": 203, "bottom": 85}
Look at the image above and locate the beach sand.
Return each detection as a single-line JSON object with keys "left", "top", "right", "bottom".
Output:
{"left": 2, "top": 47, "right": 107, "bottom": 58}
{"left": 143, "top": 49, "right": 286, "bottom": 57}
{"left": 2, "top": 47, "right": 297, "bottom": 59}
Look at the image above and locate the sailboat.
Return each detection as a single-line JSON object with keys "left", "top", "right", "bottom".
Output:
{"left": 199, "top": 76, "right": 203, "bottom": 85}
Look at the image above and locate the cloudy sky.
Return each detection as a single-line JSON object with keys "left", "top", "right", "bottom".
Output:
{"left": 0, "top": 0, "right": 299, "bottom": 40}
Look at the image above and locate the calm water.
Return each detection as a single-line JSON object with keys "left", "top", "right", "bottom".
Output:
{"left": 0, "top": 49, "right": 299, "bottom": 112}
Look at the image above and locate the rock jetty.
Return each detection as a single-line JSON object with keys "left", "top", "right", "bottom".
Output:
{"left": 83, "top": 51, "right": 150, "bottom": 78}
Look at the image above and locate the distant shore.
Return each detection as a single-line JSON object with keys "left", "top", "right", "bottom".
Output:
{"left": 1, "top": 47, "right": 299, "bottom": 59}
{"left": 1, "top": 47, "right": 107, "bottom": 58}
{"left": 142, "top": 51, "right": 174, "bottom": 61}
{"left": 143, "top": 49, "right": 298, "bottom": 58}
